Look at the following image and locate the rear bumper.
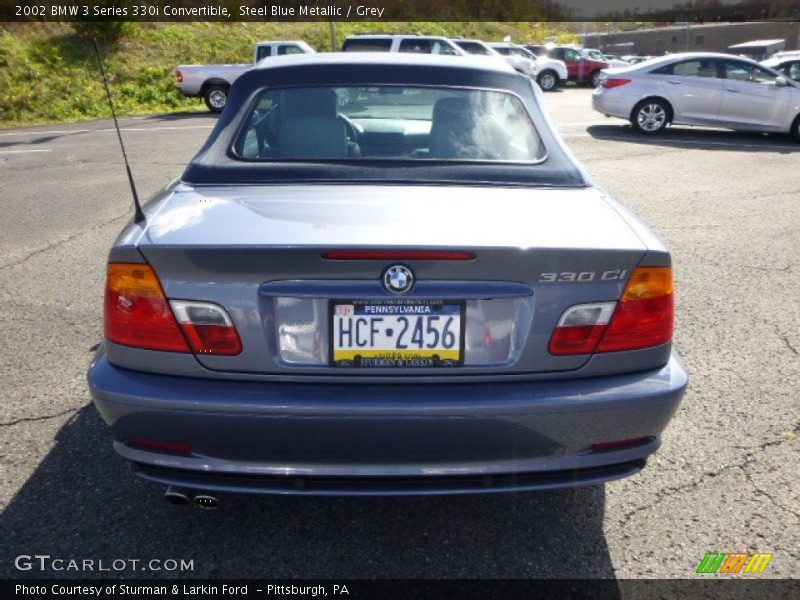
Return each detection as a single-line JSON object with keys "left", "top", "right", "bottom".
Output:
{"left": 591, "top": 89, "right": 633, "bottom": 120}
{"left": 134, "top": 459, "right": 647, "bottom": 496}
{"left": 88, "top": 352, "right": 688, "bottom": 495}
{"left": 178, "top": 84, "right": 202, "bottom": 97}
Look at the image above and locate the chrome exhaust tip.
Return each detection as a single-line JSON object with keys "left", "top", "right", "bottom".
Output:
{"left": 164, "top": 486, "right": 190, "bottom": 506}
{"left": 193, "top": 493, "right": 219, "bottom": 510}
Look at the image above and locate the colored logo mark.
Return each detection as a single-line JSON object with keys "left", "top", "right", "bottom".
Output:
{"left": 696, "top": 552, "right": 773, "bottom": 574}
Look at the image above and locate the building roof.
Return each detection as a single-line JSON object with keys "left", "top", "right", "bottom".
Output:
{"left": 728, "top": 39, "right": 786, "bottom": 49}
{"left": 591, "top": 21, "right": 796, "bottom": 37}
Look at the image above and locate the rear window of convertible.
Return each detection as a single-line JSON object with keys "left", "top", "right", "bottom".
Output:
{"left": 231, "top": 85, "right": 546, "bottom": 163}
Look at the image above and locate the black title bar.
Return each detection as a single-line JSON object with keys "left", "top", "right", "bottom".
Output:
{"left": 1, "top": 0, "right": 796, "bottom": 22}
{"left": 4, "top": 579, "right": 800, "bottom": 600}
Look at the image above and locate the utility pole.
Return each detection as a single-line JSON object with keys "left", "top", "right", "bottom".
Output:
{"left": 685, "top": 1, "right": 692, "bottom": 52}
{"left": 329, "top": 21, "right": 337, "bottom": 51}
{"left": 685, "top": 21, "right": 690, "bottom": 52}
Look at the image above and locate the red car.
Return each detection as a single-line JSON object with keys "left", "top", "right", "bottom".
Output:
{"left": 547, "top": 46, "right": 609, "bottom": 87}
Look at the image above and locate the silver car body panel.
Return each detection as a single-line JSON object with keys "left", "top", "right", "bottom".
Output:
{"left": 136, "top": 184, "right": 646, "bottom": 251}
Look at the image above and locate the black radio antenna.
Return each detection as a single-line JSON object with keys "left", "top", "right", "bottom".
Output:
{"left": 91, "top": 38, "right": 146, "bottom": 224}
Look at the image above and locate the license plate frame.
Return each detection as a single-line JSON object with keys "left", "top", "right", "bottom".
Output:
{"left": 329, "top": 299, "right": 466, "bottom": 368}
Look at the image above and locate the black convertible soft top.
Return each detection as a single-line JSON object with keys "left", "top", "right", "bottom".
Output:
{"left": 182, "top": 54, "right": 589, "bottom": 187}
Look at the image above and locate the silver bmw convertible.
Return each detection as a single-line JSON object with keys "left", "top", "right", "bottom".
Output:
{"left": 88, "top": 53, "right": 688, "bottom": 503}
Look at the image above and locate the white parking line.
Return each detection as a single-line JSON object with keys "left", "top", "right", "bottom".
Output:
{"left": 0, "top": 149, "right": 53, "bottom": 155}
{"left": 0, "top": 124, "right": 213, "bottom": 138}
{"left": 105, "top": 125, "right": 215, "bottom": 132}
{"left": 555, "top": 121, "right": 610, "bottom": 128}
{"left": 0, "top": 129, "right": 91, "bottom": 137}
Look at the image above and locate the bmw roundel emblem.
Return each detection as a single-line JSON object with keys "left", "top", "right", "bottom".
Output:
{"left": 382, "top": 264, "right": 414, "bottom": 294}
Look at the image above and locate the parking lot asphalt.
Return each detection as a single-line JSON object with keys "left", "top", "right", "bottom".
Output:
{"left": 1, "top": 88, "right": 798, "bottom": 580}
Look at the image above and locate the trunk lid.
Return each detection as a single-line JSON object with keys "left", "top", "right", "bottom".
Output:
{"left": 136, "top": 184, "right": 650, "bottom": 376}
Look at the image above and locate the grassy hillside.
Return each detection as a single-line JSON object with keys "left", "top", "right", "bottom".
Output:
{"left": 0, "top": 22, "right": 578, "bottom": 126}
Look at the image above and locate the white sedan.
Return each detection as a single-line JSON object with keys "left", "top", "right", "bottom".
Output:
{"left": 583, "top": 48, "right": 629, "bottom": 68}
{"left": 489, "top": 43, "right": 568, "bottom": 91}
{"left": 592, "top": 52, "right": 800, "bottom": 138}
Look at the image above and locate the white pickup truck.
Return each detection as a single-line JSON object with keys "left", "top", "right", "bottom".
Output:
{"left": 176, "top": 41, "right": 315, "bottom": 112}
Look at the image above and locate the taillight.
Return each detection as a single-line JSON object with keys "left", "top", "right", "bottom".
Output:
{"left": 596, "top": 267, "right": 674, "bottom": 352}
{"left": 548, "top": 267, "right": 674, "bottom": 355}
{"left": 170, "top": 300, "right": 242, "bottom": 356}
{"left": 105, "top": 264, "right": 242, "bottom": 356}
{"left": 105, "top": 263, "right": 190, "bottom": 352}
{"left": 602, "top": 78, "right": 631, "bottom": 88}
{"left": 128, "top": 438, "right": 192, "bottom": 456}
{"left": 176, "top": 69, "right": 183, "bottom": 83}
{"left": 592, "top": 436, "right": 652, "bottom": 453}
{"left": 549, "top": 302, "right": 616, "bottom": 355}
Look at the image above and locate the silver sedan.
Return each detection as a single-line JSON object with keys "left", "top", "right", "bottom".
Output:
{"left": 592, "top": 52, "right": 800, "bottom": 139}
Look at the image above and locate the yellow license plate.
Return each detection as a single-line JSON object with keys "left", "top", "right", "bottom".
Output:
{"left": 330, "top": 300, "right": 464, "bottom": 367}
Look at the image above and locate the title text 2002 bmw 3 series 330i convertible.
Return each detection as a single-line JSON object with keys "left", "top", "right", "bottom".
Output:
{"left": 88, "top": 53, "right": 688, "bottom": 502}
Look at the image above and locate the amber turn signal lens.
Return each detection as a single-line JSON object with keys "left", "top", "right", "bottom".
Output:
{"left": 105, "top": 263, "right": 191, "bottom": 353}
{"left": 620, "top": 267, "right": 674, "bottom": 301}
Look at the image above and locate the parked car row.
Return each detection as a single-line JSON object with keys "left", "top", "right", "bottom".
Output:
{"left": 173, "top": 37, "right": 800, "bottom": 143}
{"left": 176, "top": 36, "right": 616, "bottom": 113}
{"left": 340, "top": 35, "right": 569, "bottom": 93}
